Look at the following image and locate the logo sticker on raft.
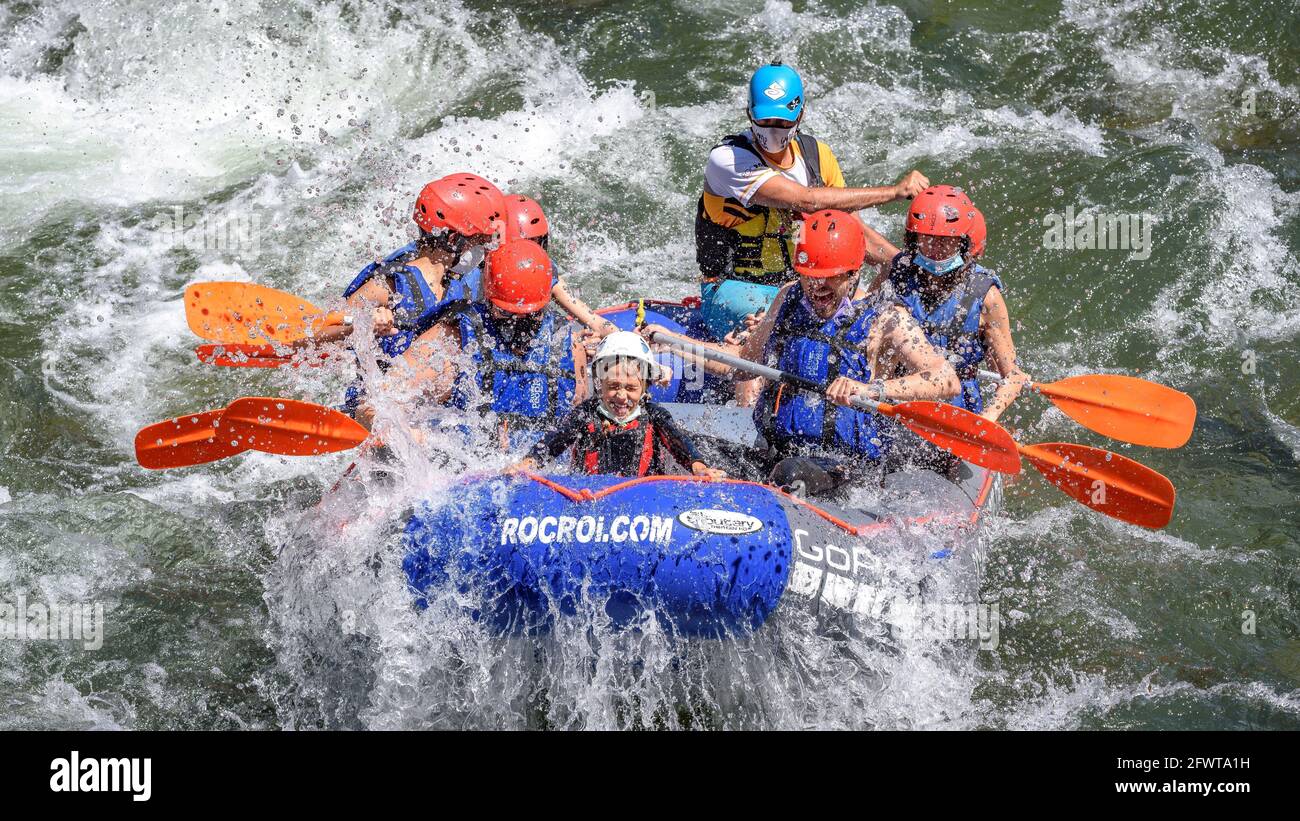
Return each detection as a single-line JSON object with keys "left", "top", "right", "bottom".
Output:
{"left": 501, "top": 515, "right": 674, "bottom": 546}
{"left": 677, "top": 509, "right": 764, "bottom": 535}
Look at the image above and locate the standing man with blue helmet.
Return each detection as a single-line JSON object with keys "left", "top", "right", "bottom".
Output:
{"left": 695, "top": 62, "right": 930, "bottom": 342}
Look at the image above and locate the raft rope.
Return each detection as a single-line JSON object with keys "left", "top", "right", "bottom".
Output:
{"left": 518, "top": 471, "right": 987, "bottom": 538}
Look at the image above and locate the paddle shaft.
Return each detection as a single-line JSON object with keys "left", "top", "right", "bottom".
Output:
{"left": 650, "top": 333, "right": 888, "bottom": 414}
{"left": 652, "top": 331, "right": 1025, "bottom": 474}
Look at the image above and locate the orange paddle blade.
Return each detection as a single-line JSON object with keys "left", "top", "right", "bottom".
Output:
{"left": 184, "top": 282, "right": 344, "bottom": 344}
{"left": 882, "top": 401, "right": 1022, "bottom": 474}
{"left": 195, "top": 343, "right": 331, "bottom": 369}
{"left": 1019, "top": 442, "right": 1175, "bottom": 529}
{"left": 221, "top": 397, "right": 367, "bottom": 456}
{"left": 135, "top": 409, "right": 247, "bottom": 469}
{"left": 1036, "top": 374, "right": 1196, "bottom": 448}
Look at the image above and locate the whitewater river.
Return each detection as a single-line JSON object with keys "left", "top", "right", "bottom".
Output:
{"left": 1, "top": 0, "right": 1297, "bottom": 729}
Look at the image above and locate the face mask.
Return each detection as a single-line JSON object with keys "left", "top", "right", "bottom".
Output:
{"left": 597, "top": 399, "right": 643, "bottom": 426}
{"left": 752, "top": 123, "right": 797, "bottom": 153}
{"left": 914, "top": 251, "right": 965, "bottom": 276}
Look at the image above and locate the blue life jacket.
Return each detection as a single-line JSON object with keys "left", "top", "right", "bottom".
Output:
{"left": 754, "top": 284, "right": 890, "bottom": 460}
{"left": 342, "top": 243, "right": 480, "bottom": 358}
{"left": 889, "top": 253, "right": 1002, "bottom": 412}
{"left": 453, "top": 303, "right": 576, "bottom": 448}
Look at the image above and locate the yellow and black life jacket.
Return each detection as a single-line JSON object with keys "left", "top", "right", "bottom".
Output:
{"left": 695, "top": 131, "right": 826, "bottom": 286}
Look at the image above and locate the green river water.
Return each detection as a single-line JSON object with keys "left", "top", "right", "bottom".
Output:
{"left": 0, "top": 0, "right": 1297, "bottom": 728}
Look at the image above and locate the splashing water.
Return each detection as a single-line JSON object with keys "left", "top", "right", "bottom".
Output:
{"left": 1, "top": 0, "right": 1298, "bottom": 730}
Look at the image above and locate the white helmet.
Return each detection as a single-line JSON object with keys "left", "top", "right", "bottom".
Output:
{"left": 592, "top": 331, "right": 665, "bottom": 382}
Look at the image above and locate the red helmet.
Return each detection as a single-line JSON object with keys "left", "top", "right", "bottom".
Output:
{"left": 485, "top": 239, "right": 553, "bottom": 314}
{"left": 967, "top": 207, "right": 987, "bottom": 259}
{"left": 503, "top": 195, "right": 550, "bottom": 244}
{"left": 412, "top": 173, "right": 504, "bottom": 237}
{"left": 443, "top": 172, "right": 505, "bottom": 217}
{"left": 793, "top": 210, "right": 866, "bottom": 277}
{"left": 906, "top": 185, "right": 977, "bottom": 238}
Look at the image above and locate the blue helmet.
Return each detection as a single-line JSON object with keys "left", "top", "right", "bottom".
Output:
{"left": 748, "top": 62, "right": 804, "bottom": 123}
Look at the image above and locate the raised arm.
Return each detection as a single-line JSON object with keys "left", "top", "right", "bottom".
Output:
{"left": 976, "top": 287, "right": 1028, "bottom": 422}
{"left": 870, "top": 305, "right": 959, "bottom": 402}
{"left": 299, "top": 278, "right": 397, "bottom": 348}
{"left": 638, "top": 323, "right": 735, "bottom": 378}
{"left": 551, "top": 280, "right": 618, "bottom": 336}
{"left": 748, "top": 169, "right": 928, "bottom": 214}
{"left": 752, "top": 176, "right": 913, "bottom": 267}
{"left": 571, "top": 330, "right": 592, "bottom": 403}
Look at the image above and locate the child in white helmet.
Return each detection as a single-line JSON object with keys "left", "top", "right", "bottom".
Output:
{"left": 506, "top": 332, "right": 727, "bottom": 479}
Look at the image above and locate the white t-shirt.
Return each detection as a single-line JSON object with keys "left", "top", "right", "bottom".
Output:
{"left": 703, "top": 128, "right": 811, "bottom": 208}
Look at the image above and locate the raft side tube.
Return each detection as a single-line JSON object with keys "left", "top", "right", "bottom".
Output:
{"left": 403, "top": 474, "right": 795, "bottom": 638}
{"left": 401, "top": 464, "right": 995, "bottom": 638}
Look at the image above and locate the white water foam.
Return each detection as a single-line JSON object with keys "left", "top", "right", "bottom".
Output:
{"left": 0, "top": 0, "right": 492, "bottom": 245}
{"left": 8, "top": 0, "right": 1294, "bottom": 731}
{"left": 1056, "top": 0, "right": 1300, "bottom": 362}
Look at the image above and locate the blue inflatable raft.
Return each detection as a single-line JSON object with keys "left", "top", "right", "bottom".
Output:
{"left": 401, "top": 447, "right": 994, "bottom": 638}
{"left": 398, "top": 298, "right": 996, "bottom": 638}
{"left": 397, "top": 298, "right": 993, "bottom": 639}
